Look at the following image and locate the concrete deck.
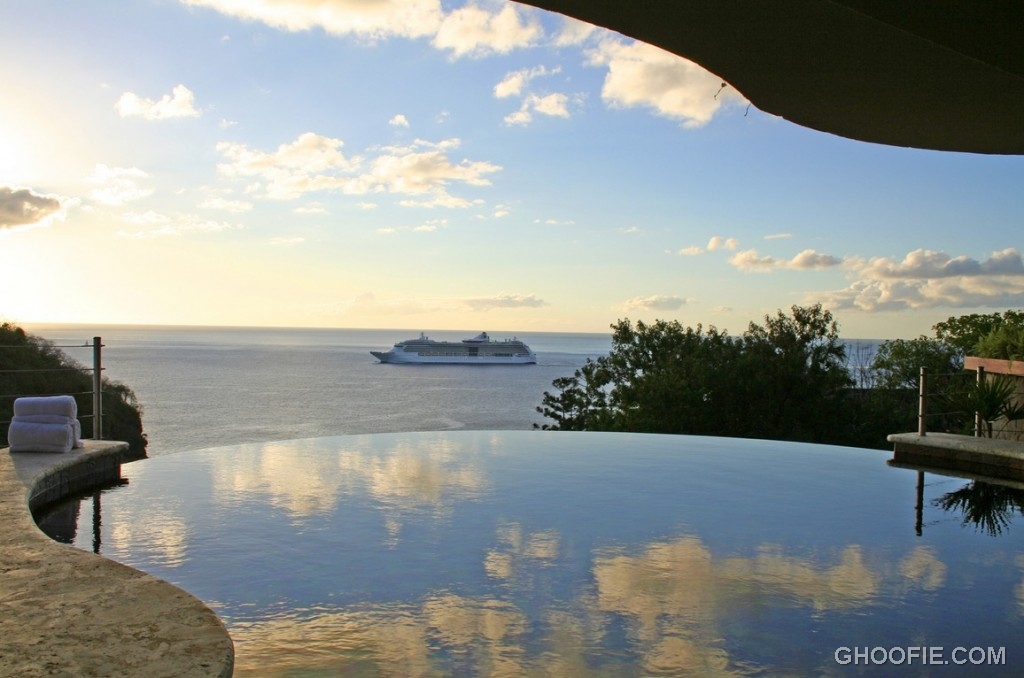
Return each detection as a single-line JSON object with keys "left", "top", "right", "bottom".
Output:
{"left": 888, "top": 431, "right": 1024, "bottom": 481}
{"left": 1, "top": 441, "right": 234, "bottom": 677}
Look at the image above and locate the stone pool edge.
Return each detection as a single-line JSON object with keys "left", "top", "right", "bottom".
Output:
{"left": 888, "top": 431, "right": 1024, "bottom": 481}
{"left": 1, "top": 441, "right": 234, "bottom": 678}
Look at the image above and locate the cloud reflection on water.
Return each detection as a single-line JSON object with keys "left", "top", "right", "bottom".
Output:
{"left": 88, "top": 432, "right": 1022, "bottom": 676}
{"left": 224, "top": 530, "right": 953, "bottom": 676}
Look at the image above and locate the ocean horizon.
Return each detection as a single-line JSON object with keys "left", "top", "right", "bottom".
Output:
{"left": 21, "top": 324, "right": 614, "bottom": 457}
{"left": 20, "top": 323, "right": 883, "bottom": 458}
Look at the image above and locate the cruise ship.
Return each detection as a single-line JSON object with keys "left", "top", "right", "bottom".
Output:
{"left": 370, "top": 332, "right": 537, "bottom": 364}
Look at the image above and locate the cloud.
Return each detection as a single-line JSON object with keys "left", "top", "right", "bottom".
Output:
{"left": 765, "top": 232, "right": 794, "bottom": 240}
{"left": 789, "top": 249, "right": 844, "bottom": 269}
{"left": 586, "top": 38, "right": 744, "bottom": 128}
{"left": 181, "top": 0, "right": 443, "bottom": 40}
{"left": 504, "top": 92, "right": 573, "bottom": 125}
{"left": 817, "top": 247, "right": 1024, "bottom": 312}
{"left": 414, "top": 218, "right": 447, "bottom": 232}
{"left": 389, "top": 114, "right": 410, "bottom": 128}
{"left": 493, "top": 65, "right": 559, "bottom": 99}
{"left": 0, "top": 186, "right": 65, "bottom": 230}
{"left": 678, "top": 235, "right": 737, "bottom": 256}
{"left": 461, "top": 293, "right": 547, "bottom": 310}
{"left": 87, "top": 164, "right": 153, "bottom": 205}
{"left": 853, "top": 248, "right": 1024, "bottom": 279}
{"left": 116, "top": 84, "right": 200, "bottom": 120}
{"left": 552, "top": 16, "right": 597, "bottom": 47}
{"left": 369, "top": 140, "right": 500, "bottom": 195}
{"left": 729, "top": 248, "right": 842, "bottom": 272}
{"left": 707, "top": 236, "right": 738, "bottom": 252}
{"left": 216, "top": 133, "right": 500, "bottom": 206}
{"left": 432, "top": 2, "right": 542, "bottom": 58}
{"left": 621, "top": 295, "right": 687, "bottom": 312}
{"left": 217, "top": 133, "right": 357, "bottom": 200}
{"left": 495, "top": 65, "right": 578, "bottom": 126}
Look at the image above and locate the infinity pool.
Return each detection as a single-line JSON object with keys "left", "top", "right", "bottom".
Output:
{"left": 40, "top": 431, "right": 1024, "bottom": 675}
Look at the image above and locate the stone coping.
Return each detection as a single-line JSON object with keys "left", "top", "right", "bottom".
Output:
{"left": 887, "top": 431, "right": 1024, "bottom": 481}
{"left": 1, "top": 441, "right": 234, "bottom": 677}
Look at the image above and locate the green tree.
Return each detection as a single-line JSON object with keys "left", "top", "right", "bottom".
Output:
{"left": 933, "top": 310, "right": 1024, "bottom": 356}
{"left": 973, "top": 324, "right": 1024, "bottom": 360}
{"left": 1, "top": 322, "right": 147, "bottom": 454}
{"left": 870, "top": 310, "right": 1024, "bottom": 437}
{"left": 536, "top": 305, "right": 857, "bottom": 445}
{"left": 870, "top": 337, "right": 963, "bottom": 389}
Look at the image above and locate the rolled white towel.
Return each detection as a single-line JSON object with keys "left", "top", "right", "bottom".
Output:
{"left": 7, "top": 420, "right": 74, "bottom": 454}
{"left": 11, "top": 414, "right": 85, "bottom": 448}
{"left": 11, "top": 413, "right": 73, "bottom": 426}
{"left": 13, "top": 395, "right": 78, "bottom": 419}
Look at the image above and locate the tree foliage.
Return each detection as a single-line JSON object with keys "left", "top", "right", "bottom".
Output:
{"left": 932, "top": 310, "right": 1024, "bottom": 356}
{"left": 868, "top": 309, "right": 1024, "bottom": 438}
{"left": 1, "top": 322, "right": 147, "bottom": 454}
{"left": 870, "top": 337, "right": 963, "bottom": 389}
{"left": 537, "top": 304, "right": 857, "bottom": 445}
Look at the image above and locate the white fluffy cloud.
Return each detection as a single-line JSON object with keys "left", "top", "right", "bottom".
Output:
{"left": 504, "top": 92, "right": 573, "bottom": 125}
{"left": 88, "top": 165, "right": 154, "bottom": 205}
{"left": 216, "top": 133, "right": 500, "bottom": 205}
{"left": 552, "top": 16, "right": 597, "bottom": 47}
{"left": 116, "top": 84, "right": 200, "bottom": 120}
{"left": 729, "top": 248, "right": 842, "bottom": 272}
{"left": 432, "top": 2, "right": 542, "bottom": 58}
{"left": 494, "top": 65, "right": 559, "bottom": 98}
{"left": 707, "top": 236, "right": 738, "bottom": 252}
{"left": 586, "top": 38, "right": 744, "bottom": 128}
{"left": 621, "top": 295, "right": 687, "bottom": 312}
{"left": 181, "top": 0, "right": 443, "bottom": 40}
{"left": 678, "top": 235, "right": 738, "bottom": 256}
{"left": 818, "top": 248, "right": 1024, "bottom": 311}
{"left": 852, "top": 248, "right": 1024, "bottom": 279}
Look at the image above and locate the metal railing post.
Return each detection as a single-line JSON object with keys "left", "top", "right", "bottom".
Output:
{"left": 92, "top": 337, "right": 103, "bottom": 439}
{"left": 918, "top": 366, "right": 927, "bottom": 436}
{"left": 975, "top": 365, "right": 985, "bottom": 437}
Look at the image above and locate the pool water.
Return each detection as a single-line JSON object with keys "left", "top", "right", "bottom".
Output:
{"left": 39, "top": 431, "right": 1024, "bottom": 675}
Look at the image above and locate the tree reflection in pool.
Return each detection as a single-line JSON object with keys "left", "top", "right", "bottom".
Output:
{"left": 38, "top": 431, "right": 1024, "bottom": 676}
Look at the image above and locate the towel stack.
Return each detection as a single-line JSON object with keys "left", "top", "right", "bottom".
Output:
{"left": 7, "top": 396, "right": 84, "bottom": 453}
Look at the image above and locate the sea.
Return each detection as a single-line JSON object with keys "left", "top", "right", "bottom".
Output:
{"left": 20, "top": 324, "right": 884, "bottom": 458}
{"left": 22, "top": 325, "right": 613, "bottom": 457}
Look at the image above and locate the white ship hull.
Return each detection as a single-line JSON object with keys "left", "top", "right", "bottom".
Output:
{"left": 370, "top": 351, "right": 537, "bottom": 364}
{"left": 371, "top": 332, "right": 537, "bottom": 365}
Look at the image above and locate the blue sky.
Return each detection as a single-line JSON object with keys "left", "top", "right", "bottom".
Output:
{"left": 2, "top": 0, "right": 1022, "bottom": 339}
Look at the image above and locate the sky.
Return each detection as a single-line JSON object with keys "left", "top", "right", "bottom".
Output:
{"left": 2, "top": 0, "right": 1022, "bottom": 339}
